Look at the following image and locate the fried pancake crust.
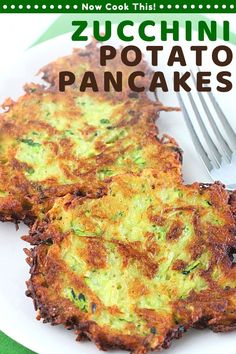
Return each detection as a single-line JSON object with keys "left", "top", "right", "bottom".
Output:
{"left": 39, "top": 40, "right": 153, "bottom": 99}
{"left": 25, "top": 170, "right": 236, "bottom": 353}
{"left": 0, "top": 86, "right": 182, "bottom": 224}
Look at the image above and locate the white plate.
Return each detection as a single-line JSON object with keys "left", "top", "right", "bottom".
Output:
{"left": 0, "top": 25, "right": 236, "bottom": 354}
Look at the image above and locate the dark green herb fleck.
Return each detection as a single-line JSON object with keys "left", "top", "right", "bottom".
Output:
{"left": 112, "top": 211, "right": 124, "bottom": 221}
{"left": 20, "top": 138, "right": 41, "bottom": 147}
{"left": 150, "top": 327, "right": 157, "bottom": 334}
{"left": 71, "top": 288, "right": 76, "bottom": 299}
{"left": 26, "top": 167, "right": 35, "bottom": 175}
{"left": 182, "top": 262, "right": 200, "bottom": 275}
{"left": 100, "top": 118, "right": 110, "bottom": 124}
{"left": 78, "top": 293, "right": 86, "bottom": 301}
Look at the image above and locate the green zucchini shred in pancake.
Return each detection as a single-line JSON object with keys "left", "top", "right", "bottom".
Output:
{"left": 25, "top": 170, "right": 236, "bottom": 353}
{"left": 0, "top": 86, "right": 182, "bottom": 224}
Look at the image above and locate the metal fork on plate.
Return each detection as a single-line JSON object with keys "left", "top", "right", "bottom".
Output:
{"left": 176, "top": 71, "right": 236, "bottom": 190}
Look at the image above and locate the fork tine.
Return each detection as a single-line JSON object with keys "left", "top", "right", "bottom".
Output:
{"left": 207, "top": 91, "right": 236, "bottom": 148}
{"left": 191, "top": 70, "right": 233, "bottom": 163}
{"left": 176, "top": 92, "right": 214, "bottom": 173}
{"left": 187, "top": 90, "right": 222, "bottom": 168}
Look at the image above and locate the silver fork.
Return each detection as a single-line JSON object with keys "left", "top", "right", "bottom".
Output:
{"left": 176, "top": 72, "right": 236, "bottom": 190}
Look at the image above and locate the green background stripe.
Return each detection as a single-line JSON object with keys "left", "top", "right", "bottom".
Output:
{"left": 0, "top": 331, "right": 35, "bottom": 354}
{"left": 0, "top": 0, "right": 235, "bottom": 13}
{"left": 30, "top": 13, "right": 236, "bottom": 48}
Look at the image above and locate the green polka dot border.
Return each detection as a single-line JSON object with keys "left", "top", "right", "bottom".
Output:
{"left": 0, "top": 1, "right": 235, "bottom": 13}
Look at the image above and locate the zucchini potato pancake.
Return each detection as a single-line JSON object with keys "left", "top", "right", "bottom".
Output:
{"left": 25, "top": 170, "right": 236, "bottom": 354}
{"left": 0, "top": 86, "right": 182, "bottom": 224}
